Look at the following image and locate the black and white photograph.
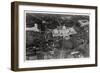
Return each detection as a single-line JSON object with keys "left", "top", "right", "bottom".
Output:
{"left": 11, "top": 2, "right": 97, "bottom": 71}
{"left": 26, "top": 12, "right": 89, "bottom": 60}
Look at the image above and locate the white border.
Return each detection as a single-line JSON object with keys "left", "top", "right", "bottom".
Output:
{"left": 18, "top": 5, "right": 96, "bottom": 68}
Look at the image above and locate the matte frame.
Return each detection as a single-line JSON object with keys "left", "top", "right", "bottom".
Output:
{"left": 11, "top": 1, "right": 98, "bottom": 71}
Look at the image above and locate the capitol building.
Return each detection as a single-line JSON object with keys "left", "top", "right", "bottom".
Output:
{"left": 52, "top": 25, "right": 77, "bottom": 40}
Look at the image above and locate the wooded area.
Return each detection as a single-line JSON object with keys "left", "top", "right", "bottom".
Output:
{"left": 26, "top": 13, "right": 89, "bottom": 60}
